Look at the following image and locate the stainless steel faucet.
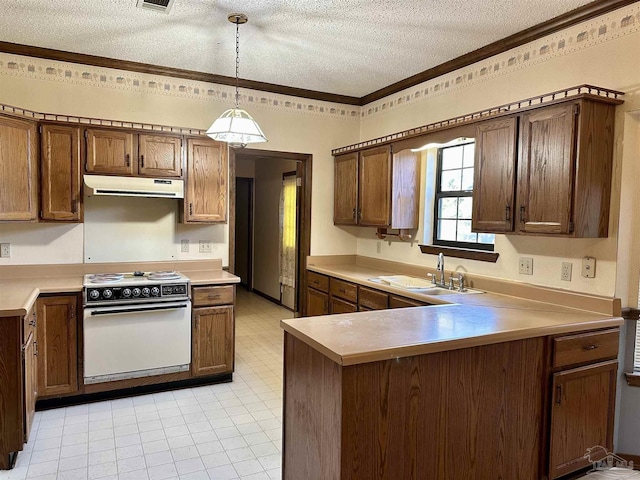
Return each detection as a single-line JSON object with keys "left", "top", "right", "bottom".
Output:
{"left": 436, "top": 252, "right": 445, "bottom": 286}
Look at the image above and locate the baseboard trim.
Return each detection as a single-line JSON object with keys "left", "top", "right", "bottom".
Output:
{"left": 252, "top": 288, "right": 295, "bottom": 312}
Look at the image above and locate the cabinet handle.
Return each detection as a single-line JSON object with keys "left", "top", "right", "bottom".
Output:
{"left": 339, "top": 288, "right": 346, "bottom": 293}
{"left": 125, "top": 154, "right": 130, "bottom": 167}
{"left": 34, "top": 341, "right": 38, "bottom": 357}
{"left": 357, "top": 209, "right": 362, "bottom": 220}
{"left": 207, "top": 295, "right": 221, "bottom": 300}
{"left": 140, "top": 155, "right": 144, "bottom": 168}
{"left": 352, "top": 208, "right": 356, "bottom": 219}
{"left": 583, "top": 344, "right": 599, "bottom": 351}
{"left": 519, "top": 205, "right": 525, "bottom": 223}
{"left": 189, "top": 203, "right": 193, "bottom": 215}
{"left": 505, "top": 205, "right": 510, "bottom": 222}
{"left": 29, "top": 319, "right": 36, "bottom": 327}
{"left": 556, "top": 385, "right": 562, "bottom": 405}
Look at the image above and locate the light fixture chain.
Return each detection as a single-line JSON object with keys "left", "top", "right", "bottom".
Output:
{"left": 235, "top": 19, "right": 240, "bottom": 108}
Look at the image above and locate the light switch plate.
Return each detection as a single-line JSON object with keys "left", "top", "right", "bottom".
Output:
{"left": 519, "top": 257, "right": 533, "bottom": 275}
{"left": 582, "top": 256, "right": 596, "bottom": 278}
{"left": 199, "top": 240, "right": 212, "bottom": 254}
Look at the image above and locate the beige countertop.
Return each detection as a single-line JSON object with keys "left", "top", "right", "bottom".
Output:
{"left": 280, "top": 261, "right": 623, "bottom": 366}
{"left": 0, "top": 261, "right": 240, "bottom": 317}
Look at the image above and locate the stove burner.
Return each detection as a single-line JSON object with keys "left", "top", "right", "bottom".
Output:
{"left": 148, "top": 271, "right": 181, "bottom": 280}
{"left": 89, "top": 273, "right": 124, "bottom": 284}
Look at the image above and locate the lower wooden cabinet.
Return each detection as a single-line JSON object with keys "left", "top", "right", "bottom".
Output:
{"left": 548, "top": 360, "right": 617, "bottom": 479}
{"left": 192, "top": 306, "right": 234, "bottom": 377}
{"left": 191, "top": 284, "right": 236, "bottom": 377}
{"left": 36, "top": 295, "right": 79, "bottom": 398}
{"left": 307, "top": 288, "right": 329, "bottom": 316}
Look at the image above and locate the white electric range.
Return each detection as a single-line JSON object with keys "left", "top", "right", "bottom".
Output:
{"left": 82, "top": 271, "right": 192, "bottom": 385}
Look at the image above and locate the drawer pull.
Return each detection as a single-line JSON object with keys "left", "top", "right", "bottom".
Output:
{"left": 207, "top": 295, "right": 221, "bottom": 300}
{"left": 556, "top": 385, "right": 562, "bottom": 405}
{"left": 583, "top": 344, "right": 599, "bottom": 351}
{"left": 339, "top": 288, "right": 346, "bottom": 293}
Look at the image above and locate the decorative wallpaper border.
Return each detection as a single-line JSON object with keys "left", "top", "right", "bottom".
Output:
{"left": 361, "top": 1, "right": 640, "bottom": 117}
{"left": 0, "top": 52, "right": 361, "bottom": 121}
{"left": 0, "top": 1, "right": 638, "bottom": 121}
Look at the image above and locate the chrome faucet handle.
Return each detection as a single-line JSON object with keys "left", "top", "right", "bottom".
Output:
{"left": 427, "top": 273, "right": 437, "bottom": 285}
{"left": 456, "top": 273, "right": 465, "bottom": 292}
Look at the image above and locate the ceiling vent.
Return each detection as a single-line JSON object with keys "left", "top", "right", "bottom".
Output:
{"left": 136, "top": 0, "right": 175, "bottom": 14}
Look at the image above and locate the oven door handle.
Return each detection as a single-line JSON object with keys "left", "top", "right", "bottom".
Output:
{"left": 90, "top": 304, "right": 189, "bottom": 316}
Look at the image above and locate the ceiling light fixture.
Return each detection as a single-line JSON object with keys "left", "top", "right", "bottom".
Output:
{"left": 206, "top": 13, "right": 267, "bottom": 148}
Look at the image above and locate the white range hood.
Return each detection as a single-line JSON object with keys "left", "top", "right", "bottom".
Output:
{"left": 84, "top": 175, "right": 184, "bottom": 199}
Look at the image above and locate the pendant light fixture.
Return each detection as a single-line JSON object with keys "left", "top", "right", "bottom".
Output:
{"left": 206, "top": 13, "right": 267, "bottom": 147}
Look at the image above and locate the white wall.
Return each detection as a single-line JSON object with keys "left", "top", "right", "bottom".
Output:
{"left": 252, "top": 158, "right": 298, "bottom": 300}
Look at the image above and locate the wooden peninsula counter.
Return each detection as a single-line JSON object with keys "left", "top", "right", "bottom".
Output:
{"left": 281, "top": 302, "right": 622, "bottom": 480}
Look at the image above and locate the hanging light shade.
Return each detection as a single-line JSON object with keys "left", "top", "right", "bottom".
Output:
{"left": 207, "top": 13, "right": 267, "bottom": 147}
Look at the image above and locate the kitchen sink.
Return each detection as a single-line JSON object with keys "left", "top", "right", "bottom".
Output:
{"left": 371, "top": 275, "right": 483, "bottom": 295}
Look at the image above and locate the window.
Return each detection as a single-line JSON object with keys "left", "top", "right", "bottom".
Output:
{"left": 433, "top": 142, "right": 495, "bottom": 250}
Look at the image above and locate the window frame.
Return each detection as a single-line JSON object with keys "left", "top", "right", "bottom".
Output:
{"left": 432, "top": 142, "right": 494, "bottom": 252}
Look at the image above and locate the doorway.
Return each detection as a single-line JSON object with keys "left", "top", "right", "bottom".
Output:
{"left": 229, "top": 149, "right": 312, "bottom": 317}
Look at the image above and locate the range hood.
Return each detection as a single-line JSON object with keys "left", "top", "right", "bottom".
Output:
{"left": 84, "top": 175, "right": 184, "bottom": 199}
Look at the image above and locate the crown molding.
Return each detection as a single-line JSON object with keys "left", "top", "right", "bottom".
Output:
{"left": 0, "top": 0, "right": 636, "bottom": 107}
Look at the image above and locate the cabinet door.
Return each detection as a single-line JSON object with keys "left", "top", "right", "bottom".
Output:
{"left": 329, "top": 297, "right": 357, "bottom": 314}
{"left": 41, "top": 124, "right": 82, "bottom": 221}
{"left": 390, "top": 149, "right": 420, "bottom": 230}
{"left": 472, "top": 117, "right": 517, "bottom": 233}
{"left": 85, "top": 129, "right": 135, "bottom": 175}
{"left": 0, "top": 115, "right": 38, "bottom": 221}
{"left": 358, "top": 146, "right": 391, "bottom": 226}
{"left": 185, "top": 138, "right": 227, "bottom": 223}
{"left": 138, "top": 134, "right": 182, "bottom": 178}
{"left": 517, "top": 104, "right": 576, "bottom": 235}
{"left": 36, "top": 296, "right": 78, "bottom": 397}
{"left": 23, "top": 332, "right": 37, "bottom": 442}
{"left": 548, "top": 360, "right": 617, "bottom": 479}
{"left": 307, "top": 288, "right": 329, "bottom": 316}
{"left": 334, "top": 152, "right": 358, "bottom": 225}
{"left": 192, "top": 306, "right": 234, "bottom": 377}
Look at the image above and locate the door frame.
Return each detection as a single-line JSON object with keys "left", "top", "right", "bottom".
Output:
{"left": 234, "top": 176, "right": 254, "bottom": 291}
{"left": 229, "top": 148, "right": 312, "bottom": 317}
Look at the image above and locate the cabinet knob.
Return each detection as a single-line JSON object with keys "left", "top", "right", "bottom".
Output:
{"left": 583, "top": 344, "right": 599, "bottom": 351}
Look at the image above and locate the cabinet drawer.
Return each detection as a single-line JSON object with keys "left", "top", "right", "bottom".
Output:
{"left": 358, "top": 286, "right": 388, "bottom": 310}
{"left": 552, "top": 329, "right": 619, "bottom": 368}
{"left": 307, "top": 271, "right": 329, "bottom": 293}
{"left": 23, "top": 306, "right": 36, "bottom": 342}
{"left": 330, "top": 278, "right": 358, "bottom": 303}
{"left": 193, "top": 286, "right": 234, "bottom": 307}
{"left": 389, "top": 295, "right": 427, "bottom": 309}
{"left": 330, "top": 297, "right": 357, "bottom": 314}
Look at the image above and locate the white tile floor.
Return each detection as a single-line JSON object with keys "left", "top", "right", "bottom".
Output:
{"left": 1, "top": 289, "right": 292, "bottom": 480}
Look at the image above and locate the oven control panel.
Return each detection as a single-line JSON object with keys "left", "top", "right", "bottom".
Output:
{"left": 84, "top": 282, "right": 190, "bottom": 304}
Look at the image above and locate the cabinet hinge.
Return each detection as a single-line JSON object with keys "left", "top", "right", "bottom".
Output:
{"left": 40, "top": 210, "right": 43, "bottom": 218}
{"left": 296, "top": 177, "right": 302, "bottom": 187}
{"left": 573, "top": 104, "right": 580, "bottom": 116}
{"left": 569, "top": 222, "right": 574, "bottom": 233}
{"left": 70, "top": 305, "right": 75, "bottom": 319}
{"left": 84, "top": 130, "right": 88, "bottom": 139}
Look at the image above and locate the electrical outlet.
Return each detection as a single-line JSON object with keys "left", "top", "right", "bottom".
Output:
{"left": 199, "top": 240, "right": 212, "bottom": 254}
{"left": 376, "top": 241, "right": 381, "bottom": 254}
{"left": 582, "top": 256, "right": 596, "bottom": 278}
{"left": 0, "top": 243, "right": 10, "bottom": 258}
{"left": 180, "top": 239, "right": 189, "bottom": 253}
{"left": 519, "top": 257, "right": 533, "bottom": 275}
{"left": 561, "top": 262, "right": 572, "bottom": 281}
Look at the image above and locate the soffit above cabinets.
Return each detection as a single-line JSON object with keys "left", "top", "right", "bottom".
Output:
{"left": 0, "top": 0, "right": 602, "bottom": 99}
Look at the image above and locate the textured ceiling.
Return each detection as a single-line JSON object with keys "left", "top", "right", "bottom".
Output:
{"left": 0, "top": 0, "right": 595, "bottom": 97}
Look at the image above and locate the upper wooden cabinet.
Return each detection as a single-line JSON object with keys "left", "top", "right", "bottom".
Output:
{"left": 184, "top": 137, "right": 228, "bottom": 223}
{"left": 40, "top": 124, "right": 82, "bottom": 222}
{"left": 85, "top": 129, "right": 182, "bottom": 178}
{"left": 334, "top": 146, "right": 419, "bottom": 230}
{"left": 138, "top": 134, "right": 182, "bottom": 177}
{"left": 473, "top": 98, "right": 617, "bottom": 237}
{"left": 0, "top": 115, "right": 38, "bottom": 221}
{"left": 85, "top": 129, "right": 135, "bottom": 176}
{"left": 472, "top": 117, "right": 517, "bottom": 233}
{"left": 334, "top": 152, "right": 358, "bottom": 225}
